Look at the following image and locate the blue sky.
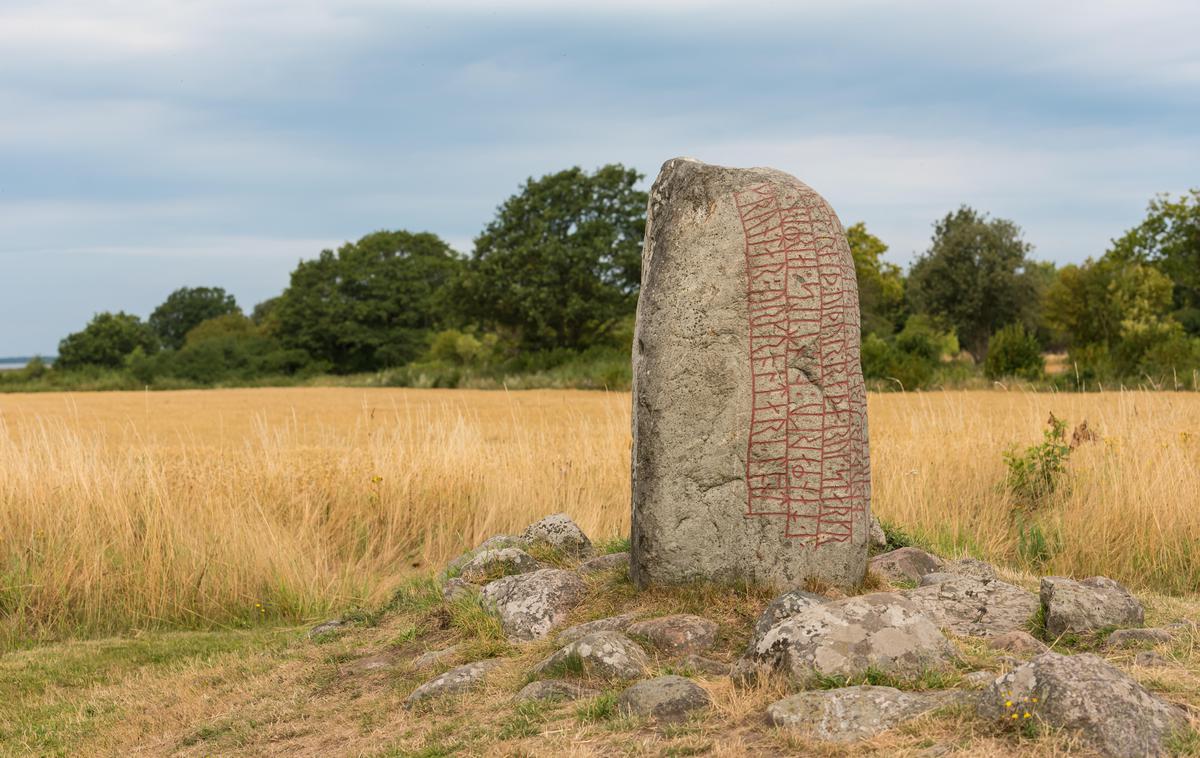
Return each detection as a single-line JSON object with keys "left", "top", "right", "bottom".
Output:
{"left": 2, "top": 0, "right": 1198, "bottom": 356}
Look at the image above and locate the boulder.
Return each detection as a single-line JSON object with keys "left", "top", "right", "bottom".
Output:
{"left": 557, "top": 613, "right": 639, "bottom": 644}
{"left": 735, "top": 592, "right": 956, "bottom": 684}
{"left": 404, "top": 659, "right": 505, "bottom": 708}
{"left": 980, "top": 652, "right": 1186, "bottom": 757}
{"left": 411, "top": 644, "right": 460, "bottom": 671}
{"left": 869, "top": 547, "right": 945, "bottom": 584}
{"left": 458, "top": 547, "right": 541, "bottom": 584}
{"left": 1109, "top": 628, "right": 1173, "bottom": 646}
{"left": 626, "top": 614, "right": 719, "bottom": 656}
{"left": 532, "top": 631, "right": 649, "bottom": 680}
{"left": 944, "top": 558, "right": 998, "bottom": 582}
{"left": 869, "top": 517, "right": 888, "bottom": 551}
{"left": 1134, "top": 651, "right": 1173, "bottom": 668}
{"left": 964, "top": 670, "right": 997, "bottom": 688}
{"left": 351, "top": 653, "right": 397, "bottom": 672}
{"left": 1040, "top": 576, "right": 1144, "bottom": 637}
{"left": 577, "top": 552, "right": 630, "bottom": 575}
{"left": 748, "top": 589, "right": 825, "bottom": 651}
{"left": 522, "top": 513, "right": 593, "bottom": 558}
{"left": 514, "top": 679, "right": 600, "bottom": 703}
{"left": 442, "top": 577, "right": 479, "bottom": 602}
{"left": 904, "top": 576, "right": 1039, "bottom": 637}
{"left": 682, "top": 654, "right": 730, "bottom": 676}
{"left": 308, "top": 619, "right": 344, "bottom": 638}
{"left": 631, "top": 158, "right": 871, "bottom": 590}
{"left": 917, "top": 572, "right": 961, "bottom": 587}
{"left": 617, "top": 675, "right": 711, "bottom": 722}
{"left": 480, "top": 568, "right": 587, "bottom": 640}
{"left": 442, "top": 534, "right": 528, "bottom": 580}
{"left": 987, "top": 631, "right": 1049, "bottom": 657}
{"left": 767, "top": 686, "right": 970, "bottom": 742}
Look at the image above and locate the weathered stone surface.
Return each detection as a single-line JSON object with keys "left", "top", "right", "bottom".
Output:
{"left": 404, "top": 659, "right": 504, "bottom": 708}
{"left": 1109, "top": 628, "right": 1173, "bottom": 646}
{"left": 442, "top": 534, "right": 528, "bottom": 580}
{"left": 748, "top": 589, "right": 826, "bottom": 651}
{"left": 869, "top": 517, "right": 888, "bottom": 551}
{"left": 556, "top": 613, "right": 639, "bottom": 645}
{"left": 917, "top": 572, "right": 960, "bottom": 587}
{"left": 577, "top": 552, "right": 629, "bottom": 575}
{"left": 980, "top": 652, "right": 1186, "bottom": 757}
{"left": 523, "top": 513, "right": 593, "bottom": 557}
{"left": 514, "top": 679, "right": 600, "bottom": 703}
{"left": 532, "top": 631, "right": 649, "bottom": 680}
{"left": 442, "top": 577, "right": 479, "bottom": 602}
{"left": 351, "top": 653, "right": 397, "bottom": 672}
{"left": 1134, "top": 651, "right": 1173, "bottom": 668}
{"left": 617, "top": 675, "right": 711, "bottom": 722}
{"left": 682, "top": 654, "right": 730, "bottom": 676}
{"left": 964, "top": 670, "right": 997, "bottom": 688}
{"left": 735, "top": 592, "right": 956, "bottom": 683}
{"left": 627, "top": 614, "right": 719, "bottom": 655}
{"left": 308, "top": 619, "right": 344, "bottom": 638}
{"left": 904, "top": 576, "right": 1039, "bottom": 637}
{"left": 630, "top": 158, "right": 870, "bottom": 590}
{"left": 943, "top": 558, "right": 998, "bottom": 582}
{"left": 987, "top": 631, "right": 1049, "bottom": 657}
{"left": 480, "top": 568, "right": 587, "bottom": 640}
{"left": 411, "top": 644, "right": 460, "bottom": 671}
{"left": 1040, "top": 576, "right": 1144, "bottom": 637}
{"left": 458, "top": 547, "right": 541, "bottom": 584}
{"left": 870, "top": 547, "right": 945, "bottom": 584}
{"left": 767, "top": 686, "right": 970, "bottom": 742}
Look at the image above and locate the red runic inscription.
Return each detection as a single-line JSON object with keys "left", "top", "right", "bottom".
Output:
{"left": 733, "top": 182, "right": 869, "bottom": 546}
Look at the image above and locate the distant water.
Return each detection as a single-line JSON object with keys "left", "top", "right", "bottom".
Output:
{"left": 0, "top": 359, "right": 33, "bottom": 372}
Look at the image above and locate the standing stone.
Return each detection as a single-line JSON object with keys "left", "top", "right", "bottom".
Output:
{"left": 631, "top": 158, "right": 870, "bottom": 589}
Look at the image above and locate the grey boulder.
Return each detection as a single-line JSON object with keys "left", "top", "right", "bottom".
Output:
{"left": 442, "top": 577, "right": 480, "bottom": 602}
{"left": 1109, "top": 628, "right": 1173, "bottom": 646}
{"left": 480, "top": 568, "right": 586, "bottom": 640}
{"left": 869, "top": 547, "right": 945, "bottom": 584}
{"left": 1040, "top": 576, "right": 1144, "bottom": 637}
{"left": 577, "top": 552, "right": 629, "bottom": 575}
{"left": 626, "top": 614, "right": 719, "bottom": 656}
{"left": 980, "top": 652, "right": 1186, "bottom": 757}
{"left": 904, "top": 576, "right": 1039, "bottom": 637}
{"left": 458, "top": 547, "right": 541, "bottom": 584}
{"left": 869, "top": 517, "right": 888, "bottom": 551}
{"left": 735, "top": 592, "right": 956, "bottom": 684}
{"left": 618, "top": 675, "right": 711, "bottom": 722}
{"left": 442, "top": 534, "right": 528, "bottom": 580}
{"left": 748, "top": 589, "right": 825, "bottom": 651}
{"left": 767, "top": 686, "right": 970, "bottom": 742}
{"left": 532, "top": 631, "right": 649, "bottom": 680}
{"left": 514, "top": 679, "right": 600, "bottom": 703}
{"left": 987, "top": 631, "right": 1049, "bottom": 657}
{"left": 308, "top": 619, "right": 344, "bottom": 638}
{"left": 411, "top": 644, "right": 460, "bottom": 671}
{"left": 404, "top": 659, "right": 505, "bottom": 708}
{"left": 522, "top": 513, "right": 593, "bottom": 558}
{"left": 556, "top": 613, "right": 639, "bottom": 644}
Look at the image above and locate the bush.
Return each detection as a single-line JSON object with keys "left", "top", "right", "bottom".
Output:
{"left": 1003, "top": 414, "right": 1072, "bottom": 507}
{"left": 984, "top": 323, "right": 1043, "bottom": 380}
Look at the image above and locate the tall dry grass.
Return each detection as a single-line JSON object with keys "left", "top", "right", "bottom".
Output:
{"left": 1, "top": 387, "right": 1197, "bottom": 647}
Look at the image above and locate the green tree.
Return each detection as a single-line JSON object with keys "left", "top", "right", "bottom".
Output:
{"left": 984, "top": 323, "right": 1043, "bottom": 380}
{"left": 149, "top": 287, "right": 240, "bottom": 350}
{"left": 1043, "top": 259, "right": 1122, "bottom": 348}
{"left": 56, "top": 312, "right": 159, "bottom": 370}
{"left": 274, "top": 230, "right": 462, "bottom": 373}
{"left": 457, "top": 164, "right": 647, "bottom": 351}
{"left": 1108, "top": 190, "right": 1200, "bottom": 334}
{"left": 907, "top": 206, "right": 1041, "bottom": 360}
{"left": 846, "top": 222, "right": 906, "bottom": 336}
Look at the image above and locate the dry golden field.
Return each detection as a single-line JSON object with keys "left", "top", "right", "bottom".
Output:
{"left": 2, "top": 387, "right": 1199, "bottom": 648}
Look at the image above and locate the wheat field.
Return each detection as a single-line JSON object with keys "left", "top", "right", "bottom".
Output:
{"left": 1, "top": 387, "right": 1197, "bottom": 648}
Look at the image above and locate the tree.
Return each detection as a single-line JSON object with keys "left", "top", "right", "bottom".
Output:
{"left": 149, "top": 287, "right": 240, "bottom": 350}
{"left": 846, "top": 222, "right": 906, "bottom": 336}
{"left": 907, "top": 206, "right": 1040, "bottom": 360}
{"left": 984, "top": 323, "right": 1044, "bottom": 380}
{"left": 56, "top": 312, "right": 158, "bottom": 370}
{"left": 274, "top": 231, "right": 462, "bottom": 373}
{"left": 1108, "top": 189, "right": 1200, "bottom": 335}
{"left": 456, "top": 164, "right": 647, "bottom": 351}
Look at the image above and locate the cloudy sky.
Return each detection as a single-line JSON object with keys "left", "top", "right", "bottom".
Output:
{"left": 2, "top": 0, "right": 1198, "bottom": 356}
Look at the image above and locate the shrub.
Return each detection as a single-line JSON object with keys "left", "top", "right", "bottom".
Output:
{"left": 984, "top": 323, "right": 1043, "bottom": 380}
{"left": 1003, "top": 414, "right": 1072, "bottom": 507}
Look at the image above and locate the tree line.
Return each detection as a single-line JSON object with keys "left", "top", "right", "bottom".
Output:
{"left": 10, "top": 165, "right": 1200, "bottom": 391}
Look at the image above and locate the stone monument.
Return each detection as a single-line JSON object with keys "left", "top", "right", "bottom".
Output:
{"left": 630, "top": 158, "right": 870, "bottom": 589}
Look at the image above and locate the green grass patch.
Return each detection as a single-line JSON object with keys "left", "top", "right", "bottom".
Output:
{"left": 599, "top": 536, "right": 631, "bottom": 555}
{"left": 575, "top": 691, "right": 620, "bottom": 724}
{"left": 810, "top": 665, "right": 963, "bottom": 692}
